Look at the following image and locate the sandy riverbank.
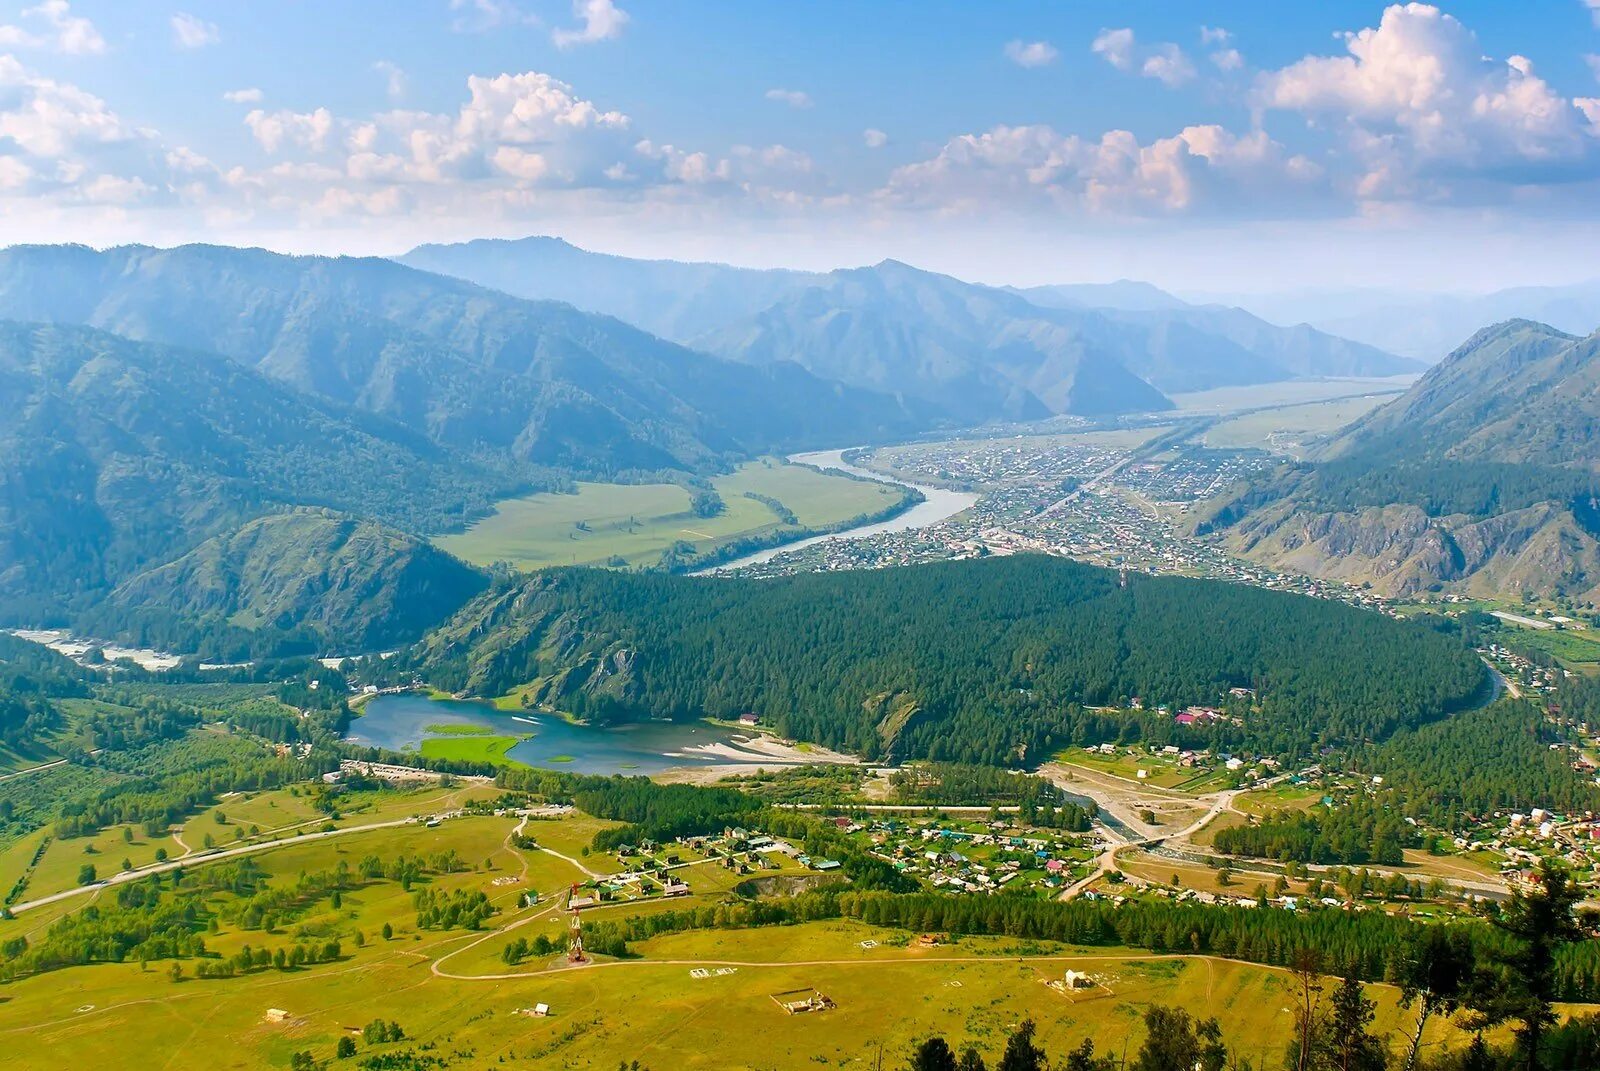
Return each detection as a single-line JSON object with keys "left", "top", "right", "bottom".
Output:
{"left": 656, "top": 733, "right": 858, "bottom": 785}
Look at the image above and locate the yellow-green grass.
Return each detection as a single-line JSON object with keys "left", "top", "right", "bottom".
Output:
{"left": 23, "top": 822, "right": 186, "bottom": 899}
{"left": 418, "top": 735, "right": 529, "bottom": 765}
{"left": 1203, "top": 394, "right": 1398, "bottom": 455}
{"left": 1502, "top": 627, "right": 1600, "bottom": 668}
{"left": 1171, "top": 377, "right": 1413, "bottom": 414}
{"left": 0, "top": 806, "right": 1558, "bottom": 1070}
{"left": 1232, "top": 783, "right": 1323, "bottom": 817}
{"left": 1060, "top": 750, "right": 1196, "bottom": 791}
{"left": 435, "top": 458, "right": 907, "bottom": 570}
{"left": 0, "top": 915, "right": 1529, "bottom": 1071}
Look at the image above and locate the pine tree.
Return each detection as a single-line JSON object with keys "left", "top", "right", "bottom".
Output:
{"left": 911, "top": 1037, "right": 958, "bottom": 1071}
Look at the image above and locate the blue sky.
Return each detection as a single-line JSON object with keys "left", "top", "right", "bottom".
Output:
{"left": 3, "top": 1, "right": 1600, "bottom": 291}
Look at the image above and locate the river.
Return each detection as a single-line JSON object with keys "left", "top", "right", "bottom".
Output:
{"left": 349, "top": 694, "right": 811, "bottom": 776}
{"left": 697, "top": 448, "right": 977, "bottom": 573}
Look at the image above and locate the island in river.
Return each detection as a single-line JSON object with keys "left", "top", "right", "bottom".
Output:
{"left": 347, "top": 693, "right": 856, "bottom": 777}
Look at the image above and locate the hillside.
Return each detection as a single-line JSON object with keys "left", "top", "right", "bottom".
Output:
{"left": 1203, "top": 321, "right": 1600, "bottom": 600}
{"left": 397, "top": 238, "right": 1419, "bottom": 420}
{"left": 0, "top": 321, "right": 515, "bottom": 622}
{"left": 694, "top": 260, "right": 1172, "bottom": 421}
{"left": 0, "top": 244, "right": 927, "bottom": 477}
{"left": 400, "top": 235, "right": 820, "bottom": 341}
{"left": 1209, "top": 281, "right": 1600, "bottom": 362}
{"left": 86, "top": 510, "right": 488, "bottom": 660}
{"left": 409, "top": 555, "right": 1485, "bottom": 764}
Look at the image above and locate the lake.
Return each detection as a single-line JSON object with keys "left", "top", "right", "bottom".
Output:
{"left": 348, "top": 693, "right": 782, "bottom": 776}
{"left": 697, "top": 447, "right": 977, "bottom": 572}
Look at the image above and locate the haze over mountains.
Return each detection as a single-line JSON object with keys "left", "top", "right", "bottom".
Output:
{"left": 2, "top": 232, "right": 1591, "bottom": 659}
{"left": 1195, "top": 282, "right": 1600, "bottom": 364}
{"left": 1204, "top": 320, "right": 1600, "bottom": 600}
{"left": 401, "top": 236, "right": 1421, "bottom": 422}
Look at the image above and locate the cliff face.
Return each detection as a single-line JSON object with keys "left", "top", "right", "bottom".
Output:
{"left": 1222, "top": 499, "right": 1600, "bottom": 600}
{"left": 1206, "top": 319, "right": 1600, "bottom": 602}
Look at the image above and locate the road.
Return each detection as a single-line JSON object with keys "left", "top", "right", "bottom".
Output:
{"left": 7, "top": 815, "right": 423, "bottom": 915}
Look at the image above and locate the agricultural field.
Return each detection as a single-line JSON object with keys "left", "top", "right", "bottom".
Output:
{"left": 1058, "top": 747, "right": 1231, "bottom": 795}
{"left": 434, "top": 458, "right": 909, "bottom": 570}
{"left": 1169, "top": 377, "right": 1414, "bottom": 415}
{"left": 1202, "top": 394, "right": 1400, "bottom": 455}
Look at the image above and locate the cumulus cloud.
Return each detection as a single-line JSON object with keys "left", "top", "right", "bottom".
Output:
{"left": 765, "top": 88, "right": 812, "bottom": 109}
{"left": 1255, "top": 3, "right": 1600, "bottom": 201}
{"left": 374, "top": 60, "right": 406, "bottom": 101}
{"left": 863, "top": 128, "right": 888, "bottom": 149}
{"left": 170, "top": 12, "right": 220, "bottom": 49}
{"left": 551, "top": 0, "right": 628, "bottom": 48}
{"left": 1093, "top": 27, "right": 1193, "bottom": 86}
{"left": 1004, "top": 40, "right": 1059, "bottom": 69}
{"left": 0, "top": 54, "right": 183, "bottom": 212}
{"left": 244, "top": 108, "right": 334, "bottom": 153}
{"left": 1090, "top": 28, "right": 1135, "bottom": 71}
{"left": 223, "top": 88, "right": 264, "bottom": 104}
{"left": 882, "top": 122, "right": 1320, "bottom": 217}
{"left": 0, "top": 1, "right": 105, "bottom": 55}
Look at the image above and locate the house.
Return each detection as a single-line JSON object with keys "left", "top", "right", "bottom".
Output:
{"left": 738, "top": 713, "right": 760, "bottom": 727}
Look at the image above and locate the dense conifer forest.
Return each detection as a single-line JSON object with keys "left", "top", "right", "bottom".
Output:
{"left": 416, "top": 556, "right": 1487, "bottom": 765}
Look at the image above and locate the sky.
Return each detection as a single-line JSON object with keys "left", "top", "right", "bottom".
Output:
{"left": 3, "top": 1, "right": 1600, "bottom": 292}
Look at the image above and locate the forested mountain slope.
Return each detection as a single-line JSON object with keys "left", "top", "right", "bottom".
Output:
{"left": 0, "top": 321, "right": 512, "bottom": 622}
{"left": 1201, "top": 320, "right": 1600, "bottom": 600}
{"left": 0, "top": 244, "right": 927, "bottom": 476}
{"left": 400, "top": 235, "right": 820, "bottom": 341}
{"left": 410, "top": 555, "right": 1485, "bottom": 764}
{"left": 83, "top": 509, "right": 488, "bottom": 660}
{"left": 397, "top": 238, "right": 1419, "bottom": 419}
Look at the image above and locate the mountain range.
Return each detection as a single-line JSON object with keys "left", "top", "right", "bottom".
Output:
{"left": 0, "top": 244, "right": 926, "bottom": 476}
{"left": 1202, "top": 319, "right": 1600, "bottom": 600}
{"left": 400, "top": 236, "right": 1421, "bottom": 422}
{"left": 1195, "top": 282, "right": 1600, "bottom": 363}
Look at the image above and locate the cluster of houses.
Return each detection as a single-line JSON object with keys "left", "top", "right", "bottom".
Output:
{"left": 841, "top": 818, "right": 1097, "bottom": 896}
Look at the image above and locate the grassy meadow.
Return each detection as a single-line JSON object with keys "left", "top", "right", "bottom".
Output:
{"left": 435, "top": 458, "right": 908, "bottom": 570}
{"left": 0, "top": 794, "right": 1523, "bottom": 1071}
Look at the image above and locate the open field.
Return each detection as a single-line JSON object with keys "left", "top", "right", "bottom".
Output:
{"left": 1058, "top": 749, "right": 1226, "bottom": 795}
{"left": 419, "top": 734, "right": 530, "bottom": 765}
{"left": 0, "top": 912, "right": 1520, "bottom": 1071}
{"left": 1202, "top": 394, "right": 1400, "bottom": 455}
{"left": 1170, "top": 377, "right": 1414, "bottom": 415}
{"left": 0, "top": 797, "right": 1568, "bottom": 1070}
{"left": 435, "top": 458, "right": 909, "bottom": 570}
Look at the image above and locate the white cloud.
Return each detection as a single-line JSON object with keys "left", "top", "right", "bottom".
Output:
{"left": 1004, "top": 40, "right": 1059, "bottom": 69}
{"left": 1142, "top": 45, "right": 1195, "bottom": 87}
{"left": 1090, "top": 28, "right": 1135, "bottom": 71}
{"left": 170, "top": 12, "right": 220, "bottom": 49}
{"left": 882, "top": 121, "right": 1319, "bottom": 217}
{"left": 1200, "top": 26, "right": 1232, "bottom": 46}
{"left": 223, "top": 88, "right": 264, "bottom": 104}
{"left": 1587, "top": 1, "right": 1600, "bottom": 28}
{"left": 1093, "top": 27, "right": 1193, "bottom": 86}
{"left": 374, "top": 60, "right": 407, "bottom": 101}
{"left": 863, "top": 128, "right": 888, "bottom": 149}
{"left": 1210, "top": 48, "right": 1244, "bottom": 72}
{"left": 0, "top": 1, "right": 106, "bottom": 55}
{"left": 1586, "top": 54, "right": 1600, "bottom": 83}
{"left": 551, "top": 0, "right": 628, "bottom": 48}
{"left": 449, "top": 0, "right": 539, "bottom": 33}
{"left": 1255, "top": 3, "right": 1600, "bottom": 201}
{"left": 244, "top": 108, "right": 334, "bottom": 153}
{"left": 764, "top": 88, "right": 812, "bottom": 109}
{"left": 490, "top": 145, "right": 548, "bottom": 182}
